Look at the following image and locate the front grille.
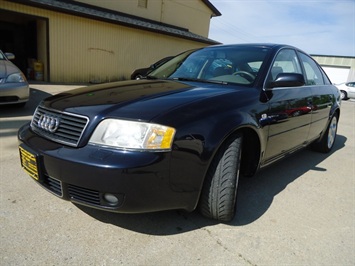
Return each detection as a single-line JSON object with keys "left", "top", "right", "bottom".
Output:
{"left": 31, "top": 106, "right": 89, "bottom": 147}
{"left": 68, "top": 184, "right": 101, "bottom": 206}
{"left": 42, "top": 176, "right": 63, "bottom": 197}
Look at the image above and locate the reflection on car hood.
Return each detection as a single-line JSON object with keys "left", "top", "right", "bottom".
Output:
{"left": 0, "top": 59, "right": 20, "bottom": 78}
{"left": 42, "top": 80, "right": 240, "bottom": 121}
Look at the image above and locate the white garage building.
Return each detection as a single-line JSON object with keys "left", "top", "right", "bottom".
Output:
{"left": 312, "top": 55, "right": 355, "bottom": 85}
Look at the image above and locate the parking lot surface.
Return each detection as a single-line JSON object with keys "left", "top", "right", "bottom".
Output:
{"left": 1, "top": 83, "right": 354, "bottom": 265}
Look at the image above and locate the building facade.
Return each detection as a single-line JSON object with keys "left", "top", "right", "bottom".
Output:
{"left": 312, "top": 55, "right": 355, "bottom": 85}
{"left": 0, "top": 0, "right": 220, "bottom": 83}
{"left": 75, "top": 0, "right": 219, "bottom": 38}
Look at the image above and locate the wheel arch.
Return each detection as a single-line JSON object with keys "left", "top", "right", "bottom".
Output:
{"left": 206, "top": 124, "right": 262, "bottom": 179}
{"left": 196, "top": 125, "right": 262, "bottom": 220}
{"left": 312, "top": 105, "right": 340, "bottom": 149}
{"left": 324, "top": 106, "right": 341, "bottom": 137}
{"left": 239, "top": 127, "right": 261, "bottom": 177}
{"left": 334, "top": 107, "right": 340, "bottom": 121}
{"left": 171, "top": 111, "right": 265, "bottom": 211}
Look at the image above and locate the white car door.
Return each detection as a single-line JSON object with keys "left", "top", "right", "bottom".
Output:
{"left": 347, "top": 82, "right": 355, "bottom": 98}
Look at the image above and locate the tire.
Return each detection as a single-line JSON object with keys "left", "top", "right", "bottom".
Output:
{"left": 312, "top": 114, "right": 338, "bottom": 153}
{"left": 199, "top": 134, "right": 242, "bottom": 222}
{"left": 340, "top": 90, "right": 347, "bottom": 100}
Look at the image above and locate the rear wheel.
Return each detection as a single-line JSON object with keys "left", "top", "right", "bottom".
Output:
{"left": 312, "top": 115, "right": 338, "bottom": 153}
{"left": 199, "top": 134, "right": 242, "bottom": 222}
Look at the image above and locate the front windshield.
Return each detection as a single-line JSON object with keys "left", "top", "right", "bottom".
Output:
{"left": 149, "top": 46, "right": 270, "bottom": 86}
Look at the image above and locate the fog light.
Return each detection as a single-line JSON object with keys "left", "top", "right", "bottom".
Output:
{"left": 103, "top": 193, "right": 119, "bottom": 205}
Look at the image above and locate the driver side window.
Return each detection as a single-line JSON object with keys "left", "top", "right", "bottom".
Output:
{"left": 267, "top": 49, "right": 302, "bottom": 82}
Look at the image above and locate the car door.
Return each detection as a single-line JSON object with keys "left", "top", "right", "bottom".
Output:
{"left": 297, "top": 52, "right": 334, "bottom": 142}
{"left": 263, "top": 49, "right": 313, "bottom": 163}
{"left": 346, "top": 82, "right": 355, "bottom": 98}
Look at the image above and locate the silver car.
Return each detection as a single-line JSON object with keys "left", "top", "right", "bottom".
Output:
{"left": 0, "top": 50, "right": 29, "bottom": 107}
{"left": 337, "top": 82, "right": 355, "bottom": 100}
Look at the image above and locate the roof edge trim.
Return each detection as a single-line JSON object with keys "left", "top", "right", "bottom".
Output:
{"left": 7, "top": 0, "right": 220, "bottom": 45}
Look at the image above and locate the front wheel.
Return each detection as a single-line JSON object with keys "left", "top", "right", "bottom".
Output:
{"left": 312, "top": 115, "right": 338, "bottom": 153}
{"left": 198, "top": 134, "right": 242, "bottom": 222}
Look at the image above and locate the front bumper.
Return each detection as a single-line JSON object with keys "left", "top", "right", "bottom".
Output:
{"left": 0, "top": 82, "right": 29, "bottom": 105}
{"left": 18, "top": 123, "right": 198, "bottom": 213}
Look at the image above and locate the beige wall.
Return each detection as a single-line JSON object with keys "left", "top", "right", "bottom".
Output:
{"left": 36, "top": 19, "right": 48, "bottom": 80}
{"left": 74, "top": 0, "right": 213, "bottom": 37}
{"left": 161, "top": 0, "right": 212, "bottom": 36}
{"left": 1, "top": 1, "right": 208, "bottom": 83}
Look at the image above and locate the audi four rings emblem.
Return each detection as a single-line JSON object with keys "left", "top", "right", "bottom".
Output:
{"left": 37, "top": 114, "right": 60, "bottom": 133}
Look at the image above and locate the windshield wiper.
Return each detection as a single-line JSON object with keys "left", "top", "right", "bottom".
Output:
{"left": 171, "top": 77, "right": 228, "bottom": 85}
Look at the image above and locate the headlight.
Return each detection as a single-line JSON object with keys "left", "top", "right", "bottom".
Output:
{"left": 89, "top": 119, "right": 176, "bottom": 151}
{"left": 6, "top": 73, "right": 27, "bottom": 83}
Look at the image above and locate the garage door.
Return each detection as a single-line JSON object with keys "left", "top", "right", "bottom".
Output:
{"left": 321, "top": 66, "right": 350, "bottom": 85}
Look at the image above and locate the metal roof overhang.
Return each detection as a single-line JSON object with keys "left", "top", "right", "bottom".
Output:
{"left": 7, "top": 0, "right": 220, "bottom": 45}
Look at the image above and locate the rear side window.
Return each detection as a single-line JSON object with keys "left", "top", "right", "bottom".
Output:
{"left": 320, "top": 67, "right": 332, "bottom": 85}
{"left": 298, "top": 52, "right": 324, "bottom": 85}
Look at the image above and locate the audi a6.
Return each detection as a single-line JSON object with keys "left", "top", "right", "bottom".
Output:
{"left": 18, "top": 44, "right": 341, "bottom": 221}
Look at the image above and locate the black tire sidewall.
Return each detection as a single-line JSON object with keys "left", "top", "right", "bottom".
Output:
{"left": 199, "top": 134, "right": 242, "bottom": 222}
{"left": 313, "top": 114, "right": 338, "bottom": 153}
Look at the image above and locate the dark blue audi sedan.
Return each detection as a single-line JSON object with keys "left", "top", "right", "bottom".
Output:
{"left": 18, "top": 44, "right": 341, "bottom": 222}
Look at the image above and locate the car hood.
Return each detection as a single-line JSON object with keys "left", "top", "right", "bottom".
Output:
{"left": 0, "top": 59, "right": 20, "bottom": 78}
{"left": 42, "top": 79, "right": 244, "bottom": 122}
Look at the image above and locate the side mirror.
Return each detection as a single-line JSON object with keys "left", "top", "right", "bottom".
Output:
{"left": 268, "top": 73, "right": 305, "bottom": 88}
{"left": 5, "top": 52, "right": 15, "bottom": 60}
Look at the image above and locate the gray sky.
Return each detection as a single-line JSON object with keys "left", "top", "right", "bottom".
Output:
{"left": 208, "top": 0, "right": 355, "bottom": 56}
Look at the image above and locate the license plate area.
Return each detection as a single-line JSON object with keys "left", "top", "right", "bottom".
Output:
{"left": 19, "top": 145, "right": 39, "bottom": 181}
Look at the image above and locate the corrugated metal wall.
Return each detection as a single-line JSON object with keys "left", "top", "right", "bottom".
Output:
{"left": 1, "top": 1, "right": 208, "bottom": 83}
{"left": 75, "top": 0, "right": 212, "bottom": 37}
{"left": 313, "top": 56, "right": 355, "bottom": 68}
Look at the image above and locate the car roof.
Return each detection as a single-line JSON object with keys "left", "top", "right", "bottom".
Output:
{"left": 202, "top": 43, "right": 305, "bottom": 53}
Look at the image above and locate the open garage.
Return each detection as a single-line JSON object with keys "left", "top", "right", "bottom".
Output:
{"left": 0, "top": 9, "right": 48, "bottom": 81}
